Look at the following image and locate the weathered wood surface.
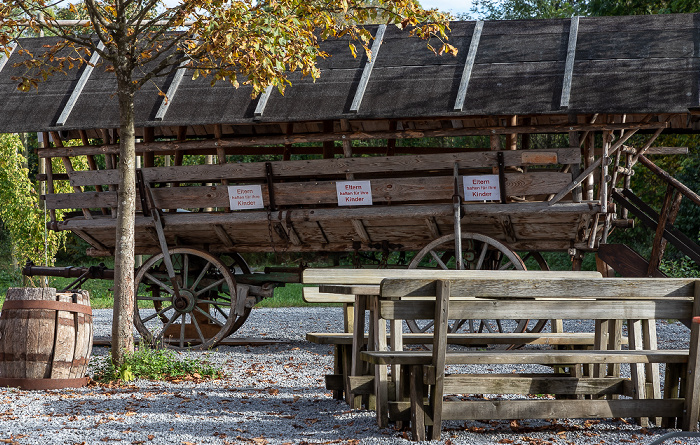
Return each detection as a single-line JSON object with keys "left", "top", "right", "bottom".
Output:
{"left": 302, "top": 287, "right": 355, "bottom": 303}
{"left": 0, "top": 288, "right": 92, "bottom": 386}
{"left": 47, "top": 172, "right": 574, "bottom": 210}
{"left": 440, "top": 375, "right": 632, "bottom": 396}
{"left": 56, "top": 202, "right": 598, "bottom": 230}
{"left": 437, "top": 399, "right": 684, "bottom": 421}
{"left": 52, "top": 292, "right": 75, "bottom": 379}
{"left": 54, "top": 201, "right": 597, "bottom": 254}
{"left": 36, "top": 122, "right": 666, "bottom": 158}
{"left": 379, "top": 277, "right": 695, "bottom": 299}
{"left": 361, "top": 349, "right": 690, "bottom": 366}
{"left": 307, "top": 332, "right": 623, "bottom": 346}
{"left": 302, "top": 268, "right": 601, "bottom": 285}
{"left": 0, "top": 287, "right": 56, "bottom": 379}
{"left": 380, "top": 299, "right": 693, "bottom": 321}
{"left": 66, "top": 148, "right": 579, "bottom": 186}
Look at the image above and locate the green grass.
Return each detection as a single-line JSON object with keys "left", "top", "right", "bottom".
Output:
{"left": 254, "top": 283, "right": 341, "bottom": 308}
{"left": 92, "top": 346, "right": 224, "bottom": 383}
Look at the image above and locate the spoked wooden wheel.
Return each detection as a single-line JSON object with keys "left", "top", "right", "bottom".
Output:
{"left": 405, "top": 233, "right": 547, "bottom": 336}
{"left": 134, "top": 248, "right": 247, "bottom": 350}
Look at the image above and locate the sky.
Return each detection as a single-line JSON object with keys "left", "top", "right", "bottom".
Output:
{"left": 422, "top": 0, "right": 473, "bottom": 17}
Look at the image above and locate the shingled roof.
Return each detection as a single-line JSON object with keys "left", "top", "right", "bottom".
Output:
{"left": 1, "top": 13, "right": 699, "bottom": 134}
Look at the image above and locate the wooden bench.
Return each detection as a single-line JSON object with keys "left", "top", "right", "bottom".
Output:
{"left": 302, "top": 268, "right": 602, "bottom": 407}
{"left": 361, "top": 277, "right": 700, "bottom": 440}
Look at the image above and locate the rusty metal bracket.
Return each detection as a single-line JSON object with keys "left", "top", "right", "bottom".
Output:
{"left": 265, "top": 162, "right": 277, "bottom": 211}
{"left": 1, "top": 299, "right": 92, "bottom": 316}
{"left": 0, "top": 377, "right": 89, "bottom": 390}
{"left": 497, "top": 151, "right": 507, "bottom": 204}
{"left": 135, "top": 169, "right": 151, "bottom": 217}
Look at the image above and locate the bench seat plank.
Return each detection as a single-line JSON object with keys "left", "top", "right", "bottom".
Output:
{"left": 302, "top": 287, "right": 355, "bottom": 303}
{"left": 441, "top": 375, "right": 633, "bottom": 396}
{"left": 307, "top": 332, "right": 627, "bottom": 346}
{"left": 302, "top": 268, "right": 602, "bottom": 285}
{"left": 362, "top": 349, "right": 690, "bottom": 366}
{"left": 381, "top": 299, "right": 693, "bottom": 321}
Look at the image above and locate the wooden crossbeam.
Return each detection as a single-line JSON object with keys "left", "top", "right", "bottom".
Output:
{"left": 155, "top": 60, "right": 188, "bottom": 121}
{"left": 47, "top": 172, "right": 574, "bottom": 210}
{"left": 64, "top": 148, "right": 580, "bottom": 185}
{"left": 560, "top": 16, "right": 579, "bottom": 109}
{"left": 56, "top": 41, "right": 104, "bottom": 126}
{"left": 350, "top": 25, "right": 387, "bottom": 113}
{"left": 0, "top": 42, "right": 17, "bottom": 73}
{"left": 38, "top": 122, "right": 668, "bottom": 158}
{"left": 454, "top": 21, "right": 483, "bottom": 112}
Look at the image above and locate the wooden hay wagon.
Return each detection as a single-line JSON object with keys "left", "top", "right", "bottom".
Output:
{"left": 4, "top": 14, "right": 700, "bottom": 349}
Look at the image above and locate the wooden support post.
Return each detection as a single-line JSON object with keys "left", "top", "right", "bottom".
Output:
{"left": 428, "top": 280, "right": 449, "bottom": 441}
{"left": 79, "top": 130, "right": 109, "bottom": 215}
{"left": 283, "top": 123, "right": 293, "bottom": 161}
{"left": 410, "top": 365, "right": 426, "bottom": 441}
{"left": 101, "top": 129, "right": 118, "bottom": 217}
{"left": 42, "top": 132, "right": 56, "bottom": 222}
{"left": 593, "top": 319, "right": 609, "bottom": 379}
{"left": 372, "top": 295, "right": 389, "bottom": 428}
{"left": 608, "top": 318, "right": 622, "bottom": 379}
{"left": 386, "top": 122, "right": 397, "bottom": 156}
{"left": 569, "top": 127, "right": 582, "bottom": 202}
{"left": 628, "top": 319, "right": 649, "bottom": 427}
{"left": 643, "top": 319, "right": 662, "bottom": 426}
{"left": 49, "top": 132, "right": 92, "bottom": 219}
{"left": 682, "top": 281, "right": 700, "bottom": 431}
{"left": 390, "top": 319, "right": 403, "bottom": 403}
{"left": 584, "top": 132, "right": 595, "bottom": 201}
{"left": 647, "top": 185, "right": 683, "bottom": 276}
{"left": 143, "top": 127, "right": 155, "bottom": 167}
{"left": 351, "top": 295, "right": 367, "bottom": 409}
{"left": 323, "top": 121, "right": 334, "bottom": 159}
{"left": 506, "top": 115, "right": 518, "bottom": 150}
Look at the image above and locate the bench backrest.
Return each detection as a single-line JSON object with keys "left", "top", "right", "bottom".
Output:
{"left": 302, "top": 268, "right": 602, "bottom": 285}
{"left": 378, "top": 277, "right": 700, "bottom": 321}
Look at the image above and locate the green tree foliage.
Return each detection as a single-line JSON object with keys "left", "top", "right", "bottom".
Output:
{"left": 470, "top": 0, "right": 700, "bottom": 18}
{"left": 471, "top": 0, "right": 585, "bottom": 20}
{"left": 587, "top": 0, "right": 700, "bottom": 15}
{"left": 0, "top": 134, "right": 66, "bottom": 266}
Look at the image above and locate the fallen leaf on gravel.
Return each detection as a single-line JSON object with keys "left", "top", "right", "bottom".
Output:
{"left": 147, "top": 435, "right": 155, "bottom": 441}
{"left": 498, "top": 440, "right": 513, "bottom": 444}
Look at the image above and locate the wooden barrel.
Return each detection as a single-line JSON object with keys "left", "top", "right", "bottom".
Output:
{"left": 0, "top": 288, "right": 93, "bottom": 389}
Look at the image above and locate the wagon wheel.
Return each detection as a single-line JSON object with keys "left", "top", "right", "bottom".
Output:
{"left": 405, "top": 233, "right": 548, "bottom": 336}
{"left": 134, "top": 248, "right": 246, "bottom": 350}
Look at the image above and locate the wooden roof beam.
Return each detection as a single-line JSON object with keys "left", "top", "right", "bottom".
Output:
{"left": 254, "top": 85, "right": 274, "bottom": 118}
{"left": 0, "top": 42, "right": 17, "bottom": 73}
{"left": 350, "top": 24, "right": 387, "bottom": 113}
{"left": 454, "top": 21, "right": 484, "bottom": 112}
{"left": 155, "top": 60, "right": 188, "bottom": 121}
{"left": 56, "top": 41, "right": 104, "bottom": 126}
{"left": 560, "top": 16, "right": 579, "bottom": 109}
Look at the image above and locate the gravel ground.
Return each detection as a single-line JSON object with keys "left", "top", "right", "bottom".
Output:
{"left": 1, "top": 307, "right": 700, "bottom": 445}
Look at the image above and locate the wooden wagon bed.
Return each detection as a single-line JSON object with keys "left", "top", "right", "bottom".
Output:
{"left": 46, "top": 147, "right": 599, "bottom": 256}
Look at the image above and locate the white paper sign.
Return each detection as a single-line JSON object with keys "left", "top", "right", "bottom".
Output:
{"left": 228, "top": 185, "right": 264, "bottom": 210}
{"left": 336, "top": 180, "right": 373, "bottom": 206}
{"left": 462, "top": 175, "right": 501, "bottom": 201}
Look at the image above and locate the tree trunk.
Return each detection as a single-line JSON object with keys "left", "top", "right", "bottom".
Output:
{"left": 111, "top": 75, "right": 137, "bottom": 365}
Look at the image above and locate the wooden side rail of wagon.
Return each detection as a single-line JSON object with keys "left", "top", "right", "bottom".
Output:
{"left": 361, "top": 277, "right": 700, "bottom": 440}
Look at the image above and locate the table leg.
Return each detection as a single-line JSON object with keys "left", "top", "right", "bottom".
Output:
{"left": 350, "top": 295, "right": 367, "bottom": 409}
{"left": 371, "top": 295, "right": 389, "bottom": 428}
